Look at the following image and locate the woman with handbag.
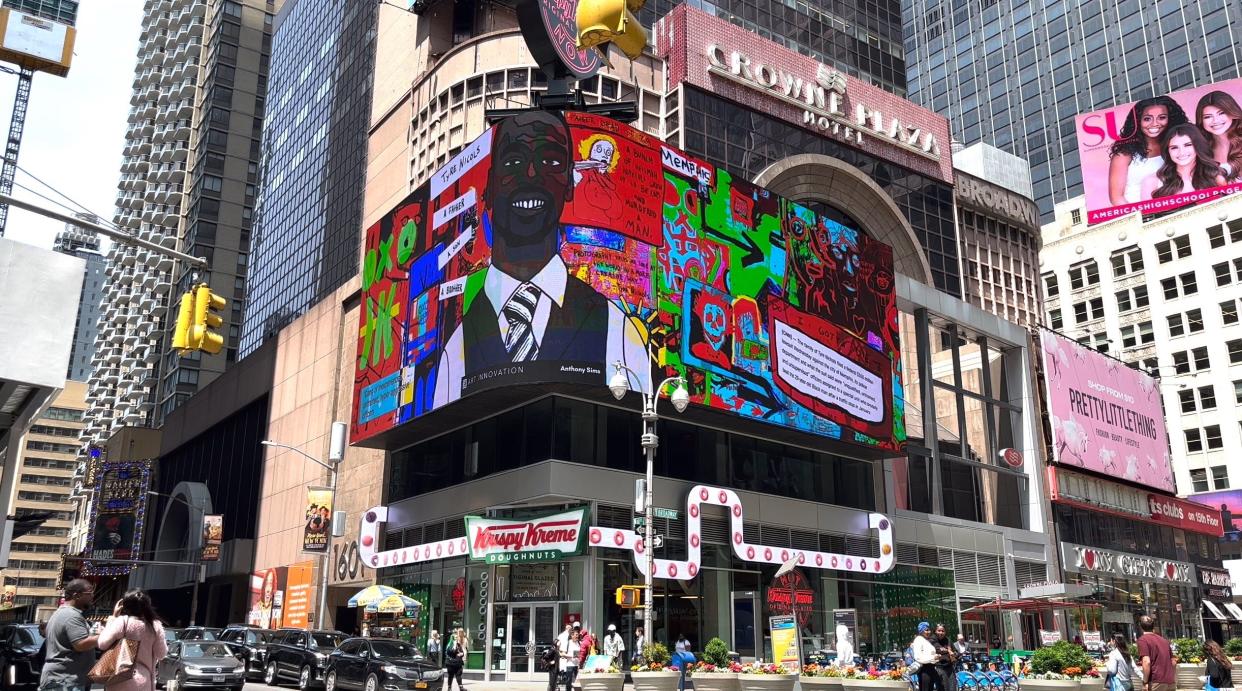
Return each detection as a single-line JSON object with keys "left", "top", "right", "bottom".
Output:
{"left": 1105, "top": 633, "right": 1136, "bottom": 691}
{"left": 93, "top": 589, "right": 167, "bottom": 691}
{"left": 444, "top": 628, "right": 468, "bottom": 691}
{"left": 1206, "top": 640, "right": 1233, "bottom": 691}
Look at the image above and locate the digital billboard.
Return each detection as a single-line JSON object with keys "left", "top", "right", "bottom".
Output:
{"left": 1190, "top": 490, "right": 1242, "bottom": 541}
{"left": 1038, "top": 328, "right": 1172, "bottom": 492}
{"left": 1075, "top": 77, "right": 1242, "bottom": 224}
{"left": 352, "top": 111, "right": 904, "bottom": 453}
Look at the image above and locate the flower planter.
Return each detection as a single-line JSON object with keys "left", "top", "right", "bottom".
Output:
{"left": 1019, "top": 679, "right": 1084, "bottom": 691}
{"left": 738, "top": 673, "right": 798, "bottom": 691}
{"left": 799, "top": 677, "right": 845, "bottom": 691}
{"left": 1078, "top": 677, "right": 1105, "bottom": 691}
{"left": 692, "top": 673, "right": 741, "bottom": 691}
{"left": 1176, "top": 663, "right": 1206, "bottom": 691}
{"left": 841, "top": 679, "right": 910, "bottom": 691}
{"left": 580, "top": 672, "right": 625, "bottom": 691}
{"left": 632, "top": 670, "right": 683, "bottom": 691}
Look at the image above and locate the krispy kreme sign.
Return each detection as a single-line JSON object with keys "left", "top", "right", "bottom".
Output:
{"left": 464, "top": 508, "right": 588, "bottom": 564}
{"left": 1062, "top": 542, "right": 1192, "bottom": 584}
{"left": 1147, "top": 494, "right": 1224, "bottom": 536}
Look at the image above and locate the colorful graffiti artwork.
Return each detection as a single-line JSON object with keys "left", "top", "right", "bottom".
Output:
{"left": 352, "top": 111, "right": 905, "bottom": 453}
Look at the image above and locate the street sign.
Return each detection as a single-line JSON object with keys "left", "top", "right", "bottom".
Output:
{"left": 652, "top": 535, "right": 664, "bottom": 548}
{"left": 654, "top": 507, "right": 679, "bottom": 520}
{"left": 633, "top": 516, "right": 645, "bottom": 530}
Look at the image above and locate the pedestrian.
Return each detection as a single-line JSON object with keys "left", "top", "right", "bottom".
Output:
{"left": 674, "top": 634, "right": 693, "bottom": 691}
{"left": 428, "top": 630, "right": 441, "bottom": 666}
{"left": 603, "top": 625, "right": 625, "bottom": 667}
{"left": 1206, "top": 640, "right": 1232, "bottom": 691}
{"left": 1136, "top": 615, "right": 1174, "bottom": 691}
{"left": 559, "top": 629, "right": 580, "bottom": 691}
{"left": 1106, "top": 633, "right": 1135, "bottom": 691}
{"left": 633, "top": 626, "right": 646, "bottom": 664}
{"left": 39, "top": 579, "right": 100, "bottom": 691}
{"left": 990, "top": 634, "right": 1002, "bottom": 652}
{"left": 578, "top": 625, "right": 595, "bottom": 667}
{"left": 558, "top": 623, "right": 574, "bottom": 649}
{"left": 953, "top": 634, "right": 969, "bottom": 658}
{"left": 96, "top": 589, "right": 167, "bottom": 691}
{"left": 910, "top": 622, "right": 941, "bottom": 691}
{"left": 444, "top": 628, "right": 468, "bottom": 691}
{"left": 542, "top": 644, "right": 560, "bottom": 691}
{"left": 933, "top": 624, "right": 956, "bottom": 691}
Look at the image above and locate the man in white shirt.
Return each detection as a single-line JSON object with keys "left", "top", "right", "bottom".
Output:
{"left": 434, "top": 111, "right": 649, "bottom": 407}
{"left": 602, "top": 624, "right": 625, "bottom": 666}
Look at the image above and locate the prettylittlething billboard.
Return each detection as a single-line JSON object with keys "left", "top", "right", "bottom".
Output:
{"left": 353, "top": 111, "right": 904, "bottom": 453}
{"left": 1039, "top": 328, "right": 1172, "bottom": 492}
{"left": 1075, "top": 77, "right": 1242, "bottom": 224}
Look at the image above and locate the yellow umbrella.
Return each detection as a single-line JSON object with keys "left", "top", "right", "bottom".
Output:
{"left": 348, "top": 584, "right": 403, "bottom": 608}
{"left": 369, "top": 594, "right": 421, "bottom": 614}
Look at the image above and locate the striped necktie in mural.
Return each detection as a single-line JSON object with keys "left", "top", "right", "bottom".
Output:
{"left": 502, "top": 282, "right": 541, "bottom": 361}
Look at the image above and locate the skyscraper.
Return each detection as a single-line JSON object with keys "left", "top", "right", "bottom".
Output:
{"left": 52, "top": 213, "right": 103, "bottom": 381}
{"left": 83, "top": 0, "right": 275, "bottom": 450}
{"left": 239, "top": 0, "right": 377, "bottom": 356}
{"left": 902, "top": 0, "right": 1242, "bottom": 219}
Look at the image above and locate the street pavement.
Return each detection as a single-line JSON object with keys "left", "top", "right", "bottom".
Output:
{"left": 241, "top": 681, "right": 675, "bottom": 691}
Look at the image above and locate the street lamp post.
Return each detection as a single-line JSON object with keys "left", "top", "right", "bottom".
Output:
{"left": 147, "top": 491, "right": 205, "bottom": 626}
{"left": 608, "top": 359, "right": 689, "bottom": 657}
{"left": 262, "top": 422, "right": 347, "bottom": 630}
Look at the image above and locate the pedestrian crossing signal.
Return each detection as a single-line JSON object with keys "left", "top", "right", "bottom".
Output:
{"left": 615, "top": 585, "right": 643, "bottom": 608}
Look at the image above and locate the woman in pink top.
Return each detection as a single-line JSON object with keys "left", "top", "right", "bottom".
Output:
{"left": 97, "top": 589, "right": 168, "bottom": 691}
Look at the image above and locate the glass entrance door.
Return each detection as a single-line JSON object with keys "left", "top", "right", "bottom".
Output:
{"left": 732, "top": 591, "right": 759, "bottom": 660}
{"left": 507, "top": 604, "right": 557, "bottom": 680}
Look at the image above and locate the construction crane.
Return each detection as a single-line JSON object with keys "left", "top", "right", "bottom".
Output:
{"left": 0, "top": 64, "right": 32, "bottom": 237}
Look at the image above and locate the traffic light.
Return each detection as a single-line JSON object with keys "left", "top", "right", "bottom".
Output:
{"left": 171, "top": 289, "right": 197, "bottom": 351}
{"left": 615, "top": 585, "right": 643, "bottom": 608}
{"left": 189, "top": 284, "right": 227, "bottom": 355}
{"left": 576, "top": 0, "right": 648, "bottom": 61}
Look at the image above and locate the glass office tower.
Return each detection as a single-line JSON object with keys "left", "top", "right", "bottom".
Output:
{"left": 902, "top": 0, "right": 1242, "bottom": 219}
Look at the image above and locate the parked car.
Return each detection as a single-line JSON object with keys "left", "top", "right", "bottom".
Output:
{"left": 164, "top": 627, "right": 184, "bottom": 644}
{"left": 179, "top": 627, "right": 221, "bottom": 641}
{"left": 325, "top": 637, "right": 441, "bottom": 691}
{"left": 218, "top": 624, "right": 277, "bottom": 679}
{"left": 0, "top": 624, "right": 43, "bottom": 690}
{"left": 263, "top": 628, "right": 347, "bottom": 689}
{"left": 155, "top": 640, "right": 246, "bottom": 691}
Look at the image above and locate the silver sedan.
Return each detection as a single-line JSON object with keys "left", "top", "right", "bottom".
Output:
{"left": 156, "top": 641, "right": 248, "bottom": 691}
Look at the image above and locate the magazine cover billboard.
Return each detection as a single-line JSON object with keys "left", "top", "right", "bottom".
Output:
{"left": 353, "top": 111, "right": 904, "bottom": 453}
{"left": 1075, "top": 77, "right": 1242, "bottom": 224}
{"left": 1039, "top": 328, "right": 1173, "bottom": 492}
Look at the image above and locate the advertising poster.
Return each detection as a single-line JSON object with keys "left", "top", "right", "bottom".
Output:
{"left": 0, "top": 584, "right": 14, "bottom": 610}
{"left": 1039, "top": 328, "right": 1173, "bottom": 492}
{"left": 1039, "top": 629, "right": 1063, "bottom": 645}
{"left": 1081, "top": 631, "right": 1102, "bottom": 651}
{"left": 247, "top": 567, "right": 287, "bottom": 630}
{"left": 303, "top": 487, "right": 333, "bottom": 553}
{"left": 201, "top": 515, "right": 223, "bottom": 561}
{"left": 1147, "top": 494, "right": 1223, "bottom": 536}
{"left": 1075, "top": 77, "right": 1242, "bottom": 224}
{"left": 353, "top": 111, "right": 904, "bottom": 454}
{"left": 1189, "top": 489, "right": 1242, "bottom": 541}
{"left": 769, "top": 615, "right": 800, "bottom": 668}
{"left": 282, "top": 562, "right": 314, "bottom": 629}
{"left": 86, "top": 461, "right": 151, "bottom": 574}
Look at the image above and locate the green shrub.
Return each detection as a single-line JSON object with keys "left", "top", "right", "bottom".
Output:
{"left": 704, "top": 638, "right": 730, "bottom": 667}
{"left": 1225, "top": 638, "right": 1242, "bottom": 657}
{"left": 644, "top": 642, "right": 671, "bottom": 666}
{"left": 1128, "top": 643, "right": 1139, "bottom": 660}
{"left": 1172, "top": 638, "right": 1204, "bottom": 662}
{"left": 1030, "top": 640, "right": 1094, "bottom": 674}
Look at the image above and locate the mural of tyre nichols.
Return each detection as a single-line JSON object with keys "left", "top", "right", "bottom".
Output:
{"left": 354, "top": 111, "right": 905, "bottom": 453}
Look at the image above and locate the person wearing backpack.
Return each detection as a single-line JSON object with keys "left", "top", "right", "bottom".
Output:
{"left": 909, "top": 622, "right": 942, "bottom": 691}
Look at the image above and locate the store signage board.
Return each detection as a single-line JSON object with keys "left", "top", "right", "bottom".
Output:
{"left": 1147, "top": 494, "right": 1224, "bottom": 536}
{"left": 1060, "top": 542, "right": 1192, "bottom": 584}
{"left": 464, "top": 508, "right": 589, "bottom": 564}
{"left": 1039, "top": 629, "right": 1063, "bottom": 645}
{"left": 360, "top": 484, "right": 896, "bottom": 579}
{"left": 770, "top": 615, "right": 800, "bottom": 668}
{"left": 1018, "top": 583, "right": 1093, "bottom": 599}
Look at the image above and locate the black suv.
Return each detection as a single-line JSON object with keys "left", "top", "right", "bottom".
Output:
{"left": 0, "top": 624, "right": 43, "bottom": 690}
{"left": 179, "top": 627, "right": 221, "bottom": 641}
{"left": 218, "top": 625, "right": 277, "bottom": 680}
{"left": 263, "top": 628, "right": 347, "bottom": 689}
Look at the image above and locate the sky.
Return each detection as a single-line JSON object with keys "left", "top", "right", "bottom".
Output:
{"left": 2, "top": 0, "right": 143, "bottom": 251}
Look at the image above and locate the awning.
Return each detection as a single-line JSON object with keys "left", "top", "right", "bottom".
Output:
{"left": 1203, "top": 601, "right": 1228, "bottom": 620}
{"left": 963, "top": 597, "right": 1102, "bottom": 613}
{"left": 1223, "top": 602, "right": 1242, "bottom": 621}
